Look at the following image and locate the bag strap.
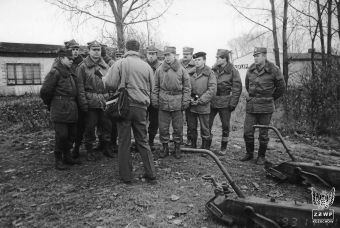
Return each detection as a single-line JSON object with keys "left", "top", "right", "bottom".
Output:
{"left": 120, "top": 59, "right": 130, "bottom": 89}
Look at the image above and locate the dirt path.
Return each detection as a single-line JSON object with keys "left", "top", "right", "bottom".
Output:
{"left": 1, "top": 126, "right": 339, "bottom": 228}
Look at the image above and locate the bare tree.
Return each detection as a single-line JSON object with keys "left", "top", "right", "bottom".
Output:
{"left": 269, "top": 0, "right": 281, "bottom": 68}
{"left": 282, "top": 0, "right": 289, "bottom": 84}
{"left": 49, "top": 0, "right": 173, "bottom": 50}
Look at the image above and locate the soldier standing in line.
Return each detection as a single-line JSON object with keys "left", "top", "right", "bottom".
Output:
{"left": 146, "top": 46, "right": 162, "bottom": 151}
{"left": 210, "top": 49, "right": 242, "bottom": 155}
{"left": 76, "top": 40, "right": 112, "bottom": 161}
{"left": 40, "top": 49, "right": 80, "bottom": 170}
{"left": 187, "top": 52, "right": 217, "bottom": 149}
{"left": 180, "top": 47, "right": 196, "bottom": 147}
{"left": 241, "top": 47, "right": 286, "bottom": 165}
{"left": 152, "top": 46, "right": 191, "bottom": 159}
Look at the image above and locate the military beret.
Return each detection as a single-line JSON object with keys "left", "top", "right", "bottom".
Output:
{"left": 64, "top": 39, "right": 79, "bottom": 49}
{"left": 193, "top": 52, "right": 206, "bottom": 59}
{"left": 183, "top": 47, "right": 194, "bottom": 54}
{"left": 146, "top": 46, "right": 158, "bottom": 53}
{"left": 58, "top": 48, "right": 73, "bottom": 59}
{"left": 87, "top": 40, "right": 101, "bottom": 49}
{"left": 164, "top": 46, "right": 176, "bottom": 54}
{"left": 216, "top": 49, "right": 230, "bottom": 58}
{"left": 253, "top": 47, "right": 267, "bottom": 56}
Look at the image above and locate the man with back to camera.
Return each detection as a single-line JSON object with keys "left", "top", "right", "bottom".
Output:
{"left": 151, "top": 46, "right": 191, "bottom": 159}
{"left": 187, "top": 52, "right": 217, "bottom": 150}
{"left": 146, "top": 46, "right": 162, "bottom": 151}
{"left": 209, "top": 49, "right": 242, "bottom": 156}
{"left": 241, "top": 47, "right": 286, "bottom": 165}
{"left": 40, "top": 49, "right": 80, "bottom": 170}
{"left": 103, "top": 39, "right": 156, "bottom": 184}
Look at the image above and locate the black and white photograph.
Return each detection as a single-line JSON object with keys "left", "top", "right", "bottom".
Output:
{"left": 0, "top": 0, "right": 340, "bottom": 227}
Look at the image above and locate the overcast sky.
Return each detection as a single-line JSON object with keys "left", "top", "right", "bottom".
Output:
{"left": 0, "top": 0, "right": 261, "bottom": 65}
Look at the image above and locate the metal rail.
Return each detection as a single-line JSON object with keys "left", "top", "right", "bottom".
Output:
{"left": 180, "top": 147, "right": 245, "bottom": 198}
{"left": 253, "top": 125, "right": 296, "bottom": 161}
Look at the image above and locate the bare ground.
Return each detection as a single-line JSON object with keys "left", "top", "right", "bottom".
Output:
{"left": 1, "top": 120, "right": 340, "bottom": 228}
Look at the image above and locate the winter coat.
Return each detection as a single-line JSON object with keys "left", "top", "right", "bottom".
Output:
{"left": 147, "top": 59, "right": 162, "bottom": 73}
{"left": 76, "top": 56, "right": 109, "bottom": 112}
{"left": 104, "top": 51, "right": 154, "bottom": 109}
{"left": 151, "top": 59, "right": 191, "bottom": 111}
{"left": 40, "top": 60, "right": 78, "bottom": 123}
{"left": 180, "top": 58, "right": 196, "bottom": 75}
{"left": 245, "top": 60, "right": 286, "bottom": 114}
{"left": 189, "top": 65, "right": 217, "bottom": 114}
{"left": 211, "top": 62, "right": 242, "bottom": 109}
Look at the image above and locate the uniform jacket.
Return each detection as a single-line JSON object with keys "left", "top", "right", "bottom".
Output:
{"left": 151, "top": 59, "right": 191, "bottom": 111}
{"left": 190, "top": 65, "right": 217, "bottom": 114}
{"left": 180, "top": 58, "right": 196, "bottom": 75}
{"left": 147, "top": 59, "right": 162, "bottom": 73}
{"left": 40, "top": 60, "right": 78, "bottom": 123}
{"left": 76, "top": 56, "right": 109, "bottom": 112}
{"left": 211, "top": 62, "right": 242, "bottom": 109}
{"left": 52, "top": 55, "right": 83, "bottom": 75}
{"left": 104, "top": 51, "right": 154, "bottom": 109}
{"left": 245, "top": 60, "right": 286, "bottom": 114}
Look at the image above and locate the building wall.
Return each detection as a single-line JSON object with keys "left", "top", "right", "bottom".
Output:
{"left": 0, "top": 56, "right": 55, "bottom": 95}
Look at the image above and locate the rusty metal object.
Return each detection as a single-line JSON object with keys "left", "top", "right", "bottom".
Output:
{"left": 181, "top": 147, "right": 340, "bottom": 227}
{"left": 253, "top": 125, "right": 340, "bottom": 197}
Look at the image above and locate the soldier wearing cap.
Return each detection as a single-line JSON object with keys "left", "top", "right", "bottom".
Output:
{"left": 241, "top": 47, "right": 286, "bottom": 165}
{"left": 210, "top": 49, "right": 242, "bottom": 155}
{"left": 115, "top": 51, "right": 124, "bottom": 60}
{"left": 146, "top": 46, "right": 162, "bottom": 151}
{"left": 180, "top": 47, "right": 196, "bottom": 147}
{"left": 101, "top": 44, "right": 115, "bottom": 67}
{"left": 40, "top": 49, "right": 80, "bottom": 170}
{"left": 187, "top": 52, "right": 217, "bottom": 150}
{"left": 64, "top": 39, "right": 83, "bottom": 74}
{"left": 76, "top": 40, "right": 113, "bottom": 161}
{"left": 151, "top": 46, "right": 191, "bottom": 159}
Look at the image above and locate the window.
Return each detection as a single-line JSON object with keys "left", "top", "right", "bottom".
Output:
{"left": 6, "top": 63, "right": 42, "bottom": 85}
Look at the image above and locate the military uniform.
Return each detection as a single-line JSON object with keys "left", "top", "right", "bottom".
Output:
{"left": 146, "top": 46, "right": 162, "bottom": 149}
{"left": 180, "top": 47, "right": 196, "bottom": 147}
{"left": 151, "top": 46, "right": 191, "bottom": 158}
{"left": 242, "top": 47, "right": 286, "bottom": 164}
{"left": 76, "top": 41, "right": 110, "bottom": 161}
{"left": 210, "top": 49, "right": 242, "bottom": 155}
{"left": 40, "top": 49, "right": 79, "bottom": 170}
{"left": 187, "top": 52, "right": 217, "bottom": 149}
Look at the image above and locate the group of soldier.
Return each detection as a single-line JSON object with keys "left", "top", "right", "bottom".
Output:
{"left": 40, "top": 38, "right": 286, "bottom": 184}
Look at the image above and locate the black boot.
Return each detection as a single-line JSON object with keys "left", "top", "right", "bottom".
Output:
{"left": 174, "top": 143, "right": 182, "bottom": 159}
{"left": 54, "top": 151, "right": 69, "bottom": 170}
{"left": 72, "top": 144, "right": 80, "bottom": 159}
{"left": 200, "top": 139, "right": 206, "bottom": 149}
{"left": 191, "top": 138, "right": 197, "bottom": 148}
{"left": 103, "top": 141, "right": 115, "bottom": 158}
{"left": 63, "top": 149, "right": 81, "bottom": 165}
{"left": 159, "top": 143, "right": 169, "bottom": 158}
{"left": 256, "top": 143, "right": 267, "bottom": 165}
{"left": 240, "top": 142, "right": 254, "bottom": 161}
{"left": 85, "top": 144, "right": 96, "bottom": 161}
{"left": 216, "top": 141, "right": 227, "bottom": 156}
{"left": 149, "top": 136, "right": 156, "bottom": 151}
{"left": 206, "top": 139, "right": 212, "bottom": 150}
{"left": 94, "top": 140, "right": 104, "bottom": 151}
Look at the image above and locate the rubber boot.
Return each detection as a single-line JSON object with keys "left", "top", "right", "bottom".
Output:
{"left": 216, "top": 141, "right": 227, "bottom": 156}
{"left": 174, "top": 143, "right": 182, "bottom": 159}
{"left": 63, "top": 149, "right": 81, "bottom": 165}
{"left": 191, "top": 138, "right": 197, "bottom": 149}
{"left": 240, "top": 142, "right": 254, "bottom": 161}
{"left": 256, "top": 143, "right": 267, "bottom": 165}
{"left": 159, "top": 143, "right": 169, "bottom": 158}
{"left": 94, "top": 140, "right": 104, "bottom": 151}
{"left": 85, "top": 144, "right": 96, "bottom": 161}
{"left": 54, "top": 151, "right": 69, "bottom": 170}
{"left": 72, "top": 144, "right": 80, "bottom": 159}
{"left": 103, "top": 141, "right": 115, "bottom": 158}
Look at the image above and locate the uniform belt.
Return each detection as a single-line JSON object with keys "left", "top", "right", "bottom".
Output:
{"left": 53, "top": 96, "right": 76, "bottom": 101}
{"left": 164, "top": 91, "right": 182, "bottom": 95}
